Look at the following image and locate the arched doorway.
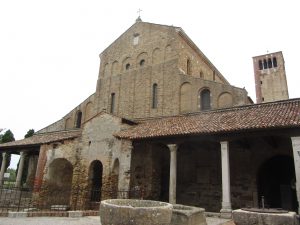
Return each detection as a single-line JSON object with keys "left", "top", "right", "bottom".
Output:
{"left": 89, "top": 160, "right": 103, "bottom": 202}
{"left": 48, "top": 158, "right": 73, "bottom": 205}
{"left": 257, "top": 155, "right": 297, "bottom": 211}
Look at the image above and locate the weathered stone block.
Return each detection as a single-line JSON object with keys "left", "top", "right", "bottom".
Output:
{"left": 100, "top": 199, "right": 173, "bottom": 225}
{"left": 68, "top": 210, "right": 83, "bottom": 217}
{"left": 232, "top": 209, "right": 299, "bottom": 225}
{"left": 171, "top": 204, "right": 207, "bottom": 225}
{"left": 8, "top": 212, "right": 28, "bottom": 218}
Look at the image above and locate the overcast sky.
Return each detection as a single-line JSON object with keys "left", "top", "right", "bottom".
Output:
{"left": 1, "top": 0, "right": 299, "bottom": 168}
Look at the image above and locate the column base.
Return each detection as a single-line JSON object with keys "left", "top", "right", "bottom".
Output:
{"left": 220, "top": 208, "right": 232, "bottom": 219}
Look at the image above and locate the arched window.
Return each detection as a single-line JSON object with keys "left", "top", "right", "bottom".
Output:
{"left": 200, "top": 89, "right": 211, "bottom": 111}
{"left": 125, "top": 63, "right": 130, "bottom": 70}
{"left": 213, "top": 71, "right": 216, "bottom": 81}
{"left": 139, "top": 59, "right": 145, "bottom": 66}
{"left": 152, "top": 83, "right": 158, "bottom": 109}
{"left": 268, "top": 58, "right": 272, "bottom": 68}
{"left": 273, "top": 57, "right": 277, "bottom": 67}
{"left": 258, "top": 60, "right": 263, "bottom": 70}
{"left": 200, "top": 71, "right": 204, "bottom": 79}
{"left": 263, "top": 59, "right": 267, "bottom": 69}
{"left": 187, "top": 59, "right": 191, "bottom": 75}
{"left": 110, "top": 93, "right": 115, "bottom": 114}
{"left": 75, "top": 111, "right": 82, "bottom": 128}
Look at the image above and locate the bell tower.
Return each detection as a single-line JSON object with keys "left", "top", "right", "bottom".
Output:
{"left": 253, "top": 51, "right": 289, "bottom": 103}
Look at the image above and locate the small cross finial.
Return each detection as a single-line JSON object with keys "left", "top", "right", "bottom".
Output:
{"left": 137, "top": 8, "right": 142, "bottom": 17}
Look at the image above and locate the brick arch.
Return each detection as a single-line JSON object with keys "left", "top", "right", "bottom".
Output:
{"left": 47, "top": 158, "right": 73, "bottom": 205}
{"left": 218, "top": 92, "right": 233, "bottom": 108}
{"left": 85, "top": 102, "right": 93, "bottom": 121}
{"left": 104, "top": 63, "right": 110, "bottom": 77}
{"left": 136, "top": 52, "right": 148, "bottom": 68}
{"left": 180, "top": 82, "right": 192, "bottom": 113}
{"left": 122, "top": 57, "right": 132, "bottom": 71}
{"left": 198, "top": 87, "right": 211, "bottom": 111}
{"left": 152, "top": 48, "right": 161, "bottom": 64}
{"left": 65, "top": 117, "right": 72, "bottom": 129}
{"left": 165, "top": 44, "right": 176, "bottom": 60}
{"left": 112, "top": 60, "right": 119, "bottom": 75}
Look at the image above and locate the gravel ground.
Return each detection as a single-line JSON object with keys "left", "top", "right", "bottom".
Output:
{"left": 0, "top": 216, "right": 233, "bottom": 225}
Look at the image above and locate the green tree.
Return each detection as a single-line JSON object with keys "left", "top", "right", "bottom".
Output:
{"left": 24, "top": 129, "right": 35, "bottom": 138}
{"left": 0, "top": 129, "right": 15, "bottom": 143}
{"left": 6, "top": 168, "right": 16, "bottom": 181}
{"left": 0, "top": 129, "right": 14, "bottom": 170}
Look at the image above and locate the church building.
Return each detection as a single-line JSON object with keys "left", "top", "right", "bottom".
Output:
{"left": 1, "top": 18, "right": 300, "bottom": 218}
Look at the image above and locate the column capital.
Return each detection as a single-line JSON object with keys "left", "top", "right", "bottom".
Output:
{"left": 20, "top": 151, "right": 27, "bottom": 157}
{"left": 2, "top": 152, "right": 7, "bottom": 157}
{"left": 291, "top": 136, "right": 300, "bottom": 142}
{"left": 167, "top": 144, "right": 178, "bottom": 152}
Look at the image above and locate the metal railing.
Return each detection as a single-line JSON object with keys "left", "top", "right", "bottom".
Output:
{"left": 0, "top": 185, "right": 144, "bottom": 213}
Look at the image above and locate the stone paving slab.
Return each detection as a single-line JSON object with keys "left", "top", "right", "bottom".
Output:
{"left": 0, "top": 216, "right": 233, "bottom": 225}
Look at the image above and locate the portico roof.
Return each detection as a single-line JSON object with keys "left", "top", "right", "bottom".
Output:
{"left": 0, "top": 129, "right": 81, "bottom": 150}
{"left": 115, "top": 98, "right": 300, "bottom": 140}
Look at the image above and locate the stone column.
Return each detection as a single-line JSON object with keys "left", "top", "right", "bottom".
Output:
{"left": 26, "top": 155, "right": 38, "bottom": 188}
{"left": 220, "top": 141, "right": 232, "bottom": 218}
{"left": 167, "top": 144, "right": 177, "bottom": 204}
{"left": 15, "top": 151, "right": 26, "bottom": 188}
{"left": 291, "top": 136, "right": 300, "bottom": 214}
{"left": 118, "top": 140, "right": 133, "bottom": 199}
{"left": 0, "top": 152, "right": 7, "bottom": 186}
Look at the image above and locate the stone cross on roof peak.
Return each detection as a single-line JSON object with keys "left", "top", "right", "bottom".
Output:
{"left": 136, "top": 8, "right": 143, "bottom": 22}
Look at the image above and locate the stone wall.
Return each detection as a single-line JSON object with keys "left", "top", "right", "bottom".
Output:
{"left": 35, "top": 113, "right": 130, "bottom": 209}
{"left": 95, "top": 21, "right": 249, "bottom": 120}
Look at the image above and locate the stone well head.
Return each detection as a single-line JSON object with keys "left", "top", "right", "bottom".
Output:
{"left": 100, "top": 199, "right": 173, "bottom": 225}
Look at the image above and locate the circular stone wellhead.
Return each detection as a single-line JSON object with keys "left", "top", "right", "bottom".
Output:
{"left": 100, "top": 199, "right": 173, "bottom": 225}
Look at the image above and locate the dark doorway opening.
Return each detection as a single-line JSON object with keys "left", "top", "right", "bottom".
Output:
{"left": 89, "top": 160, "right": 103, "bottom": 202}
{"left": 159, "top": 148, "right": 170, "bottom": 202}
{"left": 257, "top": 155, "right": 297, "bottom": 211}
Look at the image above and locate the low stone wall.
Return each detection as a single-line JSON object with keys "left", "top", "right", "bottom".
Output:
{"left": 233, "top": 209, "right": 299, "bottom": 225}
{"left": 171, "top": 204, "right": 207, "bottom": 225}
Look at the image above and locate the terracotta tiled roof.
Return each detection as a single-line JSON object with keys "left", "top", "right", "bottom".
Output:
{"left": 0, "top": 129, "right": 81, "bottom": 150}
{"left": 115, "top": 99, "right": 300, "bottom": 140}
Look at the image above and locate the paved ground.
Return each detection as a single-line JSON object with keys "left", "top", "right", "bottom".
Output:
{"left": 0, "top": 216, "right": 233, "bottom": 225}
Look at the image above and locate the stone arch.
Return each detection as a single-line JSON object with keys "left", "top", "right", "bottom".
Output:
{"left": 137, "top": 52, "right": 148, "bottom": 67}
{"left": 122, "top": 57, "right": 132, "bottom": 71}
{"left": 85, "top": 102, "right": 93, "bottom": 121}
{"left": 65, "top": 117, "right": 72, "bottom": 129}
{"left": 257, "top": 155, "right": 297, "bottom": 211}
{"left": 104, "top": 63, "right": 110, "bottom": 77}
{"left": 180, "top": 82, "right": 192, "bottom": 113}
{"left": 165, "top": 44, "right": 176, "bottom": 60}
{"left": 47, "top": 158, "right": 73, "bottom": 205}
{"left": 112, "top": 158, "right": 120, "bottom": 195}
{"left": 218, "top": 92, "right": 233, "bottom": 108}
{"left": 199, "top": 88, "right": 211, "bottom": 111}
{"left": 112, "top": 61, "right": 119, "bottom": 75}
{"left": 75, "top": 110, "right": 82, "bottom": 128}
{"left": 88, "top": 160, "right": 103, "bottom": 202}
{"left": 152, "top": 48, "right": 161, "bottom": 64}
